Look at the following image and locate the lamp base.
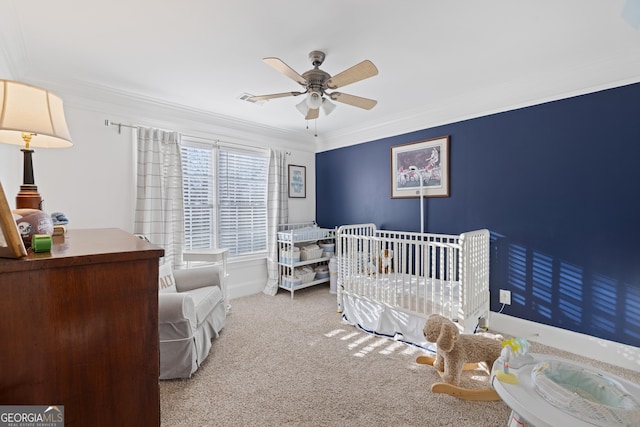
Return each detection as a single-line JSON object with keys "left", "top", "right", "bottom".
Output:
{"left": 16, "top": 184, "right": 43, "bottom": 210}
{"left": 17, "top": 146, "right": 43, "bottom": 210}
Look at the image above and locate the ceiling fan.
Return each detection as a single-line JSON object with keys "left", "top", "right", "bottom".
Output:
{"left": 248, "top": 50, "right": 378, "bottom": 120}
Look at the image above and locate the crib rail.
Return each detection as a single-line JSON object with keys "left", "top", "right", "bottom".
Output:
{"left": 336, "top": 224, "right": 489, "bottom": 333}
{"left": 459, "top": 229, "right": 491, "bottom": 329}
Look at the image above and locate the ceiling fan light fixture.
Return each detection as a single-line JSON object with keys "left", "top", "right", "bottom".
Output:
{"left": 306, "top": 90, "right": 323, "bottom": 109}
{"left": 322, "top": 98, "right": 336, "bottom": 116}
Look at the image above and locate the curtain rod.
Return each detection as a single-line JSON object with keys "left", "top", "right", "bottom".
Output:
{"left": 105, "top": 119, "right": 136, "bottom": 134}
{"left": 104, "top": 119, "right": 290, "bottom": 155}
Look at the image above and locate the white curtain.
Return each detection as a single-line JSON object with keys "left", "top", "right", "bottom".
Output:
{"left": 134, "top": 127, "right": 185, "bottom": 269}
{"left": 263, "top": 149, "right": 289, "bottom": 295}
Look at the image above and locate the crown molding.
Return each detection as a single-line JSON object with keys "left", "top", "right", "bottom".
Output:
{"left": 29, "top": 77, "right": 320, "bottom": 152}
{"left": 317, "top": 70, "right": 640, "bottom": 153}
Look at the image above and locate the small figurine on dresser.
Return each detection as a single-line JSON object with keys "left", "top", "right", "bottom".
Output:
{"left": 50, "top": 211, "right": 69, "bottom": 236}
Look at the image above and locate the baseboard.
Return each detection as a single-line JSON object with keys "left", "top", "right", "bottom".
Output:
{"left": 228, "top": 280, "right": 263, "bottom": 300}
{"left": 490, "top": 312, "right": 640, "bottom": 373}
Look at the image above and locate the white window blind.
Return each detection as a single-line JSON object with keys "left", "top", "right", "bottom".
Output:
{"left": 181, "top": 143, "right": 214, "bottom": 250}
{"left": 218, "top": 148, "right": 268, "bottom": 255}
{"left": 181, "top": 139, "right": 268, "bottom": 256}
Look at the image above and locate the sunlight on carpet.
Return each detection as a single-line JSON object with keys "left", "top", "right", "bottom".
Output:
{"left": 325, "top": 327, "right": 421, "bottom": 358}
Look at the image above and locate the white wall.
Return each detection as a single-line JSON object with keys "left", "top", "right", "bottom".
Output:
{"left": 0, "top": 83, "right": 317, "bottom": 298}
{"left": 14, "top": 106, "right": 138, "bottom": 230}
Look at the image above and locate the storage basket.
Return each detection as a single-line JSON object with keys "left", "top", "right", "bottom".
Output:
{"left": 319, "top": 241, "right": 334, "bottom": 257}
{"left": 279, "top": 247, "right": 301, "bottom": 264}
{"left": 299, "top": 270, "right": 316, "bottom": 283}
{"left": 294, "top": 266, "right": 316, "bottom": 283}
{"left": 300, "top": 244, "right": 323, "bottom": 261}
{"left": 314, "top": 265, "right": 329, "bottom": 279}
{"left": 319, "top": 241, "right": 335, "bottom": 252}
{"left": 281, "top": 275, "right": 302, "bottom": 288}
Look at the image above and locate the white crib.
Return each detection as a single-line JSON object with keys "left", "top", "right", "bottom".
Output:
{"left": 336, "top": 223, "right": 490, "bottom": 349}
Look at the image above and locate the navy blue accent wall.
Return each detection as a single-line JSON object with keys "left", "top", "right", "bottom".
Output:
{"left": 316, "top": 82, "right": 640, "bottom": 347}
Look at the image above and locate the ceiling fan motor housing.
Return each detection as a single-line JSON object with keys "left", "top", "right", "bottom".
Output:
{"left": 302, "top": 69, "right": 331, "bottom": 93}
{"left": 303, "top": 51, "right": 330, "bottom": 97}
{"left": 308, "top": 50, "right": 325, "bottom": 67}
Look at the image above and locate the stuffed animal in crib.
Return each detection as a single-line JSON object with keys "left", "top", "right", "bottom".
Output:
{"left": 423, "top": 314, "right": 503, "bottom": 386}
{"left": 378, "top": 249, "right": 393, "bottom": 274}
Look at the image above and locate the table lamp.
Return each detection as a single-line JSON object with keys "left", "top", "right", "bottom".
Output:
{"left": 0, "top": 79, "right": 73, "bottom": 210}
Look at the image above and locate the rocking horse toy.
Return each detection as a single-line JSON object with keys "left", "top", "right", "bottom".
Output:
{"left": 416, "top": 314, "right": 503, "bottom": 401}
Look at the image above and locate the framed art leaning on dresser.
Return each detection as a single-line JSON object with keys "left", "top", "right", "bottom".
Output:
{"left": 0, "top": 181, "right": 27, "bottom": 258}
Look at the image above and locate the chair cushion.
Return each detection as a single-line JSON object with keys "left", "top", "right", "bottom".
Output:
{"left": 187, "top": 285, "right": 224, "bottom": 327}
{"left": 173, "top": 266, "right": 222, "bottom": 292}
{"left": 159, "top": 262, "right": 177, "bottom": 293}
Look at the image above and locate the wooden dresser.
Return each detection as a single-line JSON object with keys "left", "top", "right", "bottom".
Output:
{"left": 0, "top": 228, "right": 164, "bottom": 426}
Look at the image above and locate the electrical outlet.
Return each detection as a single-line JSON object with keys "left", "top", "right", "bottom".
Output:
{"left": 499, "top": 289, "right": 511, "bottom": 305}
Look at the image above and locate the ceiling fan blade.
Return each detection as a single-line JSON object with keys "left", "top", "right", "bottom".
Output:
{"left": 326, "top": 60, "right": 378, "bottom": 89}
{"left": 248, "top": 91, "right": 302, "bottom": 102}
{"left": 263, "top": 57, "right": 307, "bottom": 86}
{"left": 328, "top": 92, "right": 377, "bottom": 110}
{"left": 305, "top": 108, "right": 320, "bottom": 120}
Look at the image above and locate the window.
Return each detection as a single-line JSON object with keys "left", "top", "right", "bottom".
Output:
{"left": 218, "top": 148, "right": 268, "bottom": 255}
{"left": 181, "top": 139, "right": 268, "bottom": 257}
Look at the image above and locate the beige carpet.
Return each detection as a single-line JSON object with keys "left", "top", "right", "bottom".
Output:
{"left": 160, "top": 285, "right": 640, "bottom": 427}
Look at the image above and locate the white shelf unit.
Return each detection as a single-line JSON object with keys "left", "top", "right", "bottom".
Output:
{"left": 277, "top": 222, "right": 335, "bottom": 298}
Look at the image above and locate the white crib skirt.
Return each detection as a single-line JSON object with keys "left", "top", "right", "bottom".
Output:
{"left": 341, "top": 293, "right": 436, "bottom": 353}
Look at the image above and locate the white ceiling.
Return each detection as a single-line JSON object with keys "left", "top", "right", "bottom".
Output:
{"left": 1, "top": 0, "right": 640, "bottom": 149}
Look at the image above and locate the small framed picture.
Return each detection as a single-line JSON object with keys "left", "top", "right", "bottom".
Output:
{"left": 390, "top": 136, "right": 450, "bottom": 198}
{"left": 288, "top": 165, "right": 306, "bottom": 198}
{"left": 0, "top": 181, "right": 27, "bottom": 258}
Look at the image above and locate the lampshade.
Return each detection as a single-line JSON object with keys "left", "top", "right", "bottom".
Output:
{"left": 322, "top": 98, "right": 336, "bottom": 116}
{"left": 296, "top": 98, "right": 308, "bottom": 116}
{"left": 0, "top": 79, "right": 73, "bottom": 211}
{"left": 0, "top": 80, "right": 73, "bottom": 148}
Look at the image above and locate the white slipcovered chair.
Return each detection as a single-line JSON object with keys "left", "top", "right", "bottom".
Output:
{"left": 158, "top": 264, "right": 226, "bottom": 379}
